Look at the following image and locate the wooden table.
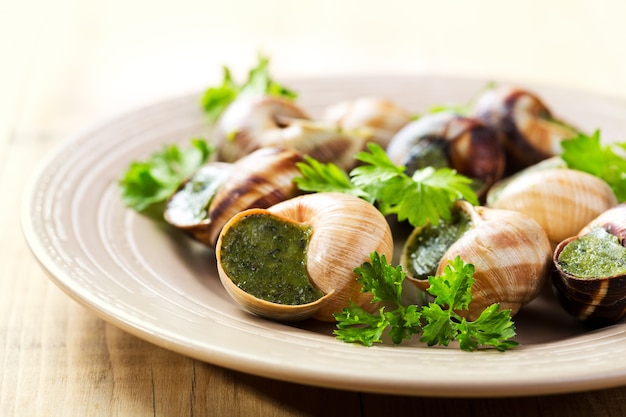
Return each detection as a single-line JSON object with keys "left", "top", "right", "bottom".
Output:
{"left": 3, "top": 1, "right": 626, "bottom": 415}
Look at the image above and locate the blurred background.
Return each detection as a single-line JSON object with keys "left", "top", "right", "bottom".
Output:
{"left": 3, "top": 0, "right": 626, "bottom": 140}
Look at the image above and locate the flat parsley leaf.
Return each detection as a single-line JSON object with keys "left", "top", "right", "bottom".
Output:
{"left": 561, "top": 130, "right": 626, "bottom": 202}
{"left": 119, "top": 138, "right": 213, "bottom": 212}
{"left": 201, "top": 67, "right": 239, "bottom": 123}
{"left": 293, "top": 156, "right": 369, "bottom": 199}
{"left": 334, "top": 254, "right": 518, "bottom": 352}
{"left": 200, "top": 54, "right": 297, "bottom": 124}
{"left": 295, "top": 142, "right": 478, "bottom": 228}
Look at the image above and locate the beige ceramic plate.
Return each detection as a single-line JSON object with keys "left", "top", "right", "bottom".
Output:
{"left": 22, "top": 76, "right": 626, "bottom": 397}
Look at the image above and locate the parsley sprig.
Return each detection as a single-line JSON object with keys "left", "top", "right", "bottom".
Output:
{"left": 294, "top": 142, "right": 478, "bottom": 228}
{"left": 561, "top": 130, "right": 626, "bottom": 202}
{"left": 334, "top": 253, "right": 518, "bottom": 352}
{"left": 426, "top": 81, "right": 497, "bottom": 117}
{"left": 119, "top": 138, "right": 213, "bottom": 212}
{"left": 201, "top": 54, "right": 297, "bottom": 123}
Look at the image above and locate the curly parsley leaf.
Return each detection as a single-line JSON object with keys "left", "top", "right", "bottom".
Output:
{"left": 334, "top": 252, "right": 421, "bottom": 346}
{"left": 560, "top": 130, "right": 626, "bottom": 202}
{"left": 200, "top": 54, "right": 297, "bottom": 124}
{"left": 333, "top": 304, "right": 390, "bottom": 346}
{"left": 119, "top": 138, "right": 214, "bottom": 212}
{"left": 456, "top": 305, "right": 519, "bottom": 352}
{"left": 334, "top": 254, "right": 518, "bottom": 352}
{"left": 295, "top": 142, "right": 478, "bottom": 228}
{"left": 420, "top": 257, "right": 518, "bottom": 351}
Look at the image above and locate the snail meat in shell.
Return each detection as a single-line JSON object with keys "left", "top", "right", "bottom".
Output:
{"left": 216, "top": 192, "right": 394, "bottom": 322}
{"left": 557, "top": 227, "right": 626, "bottom": 279}
{"left": 552, "top": 203, "right": 626, "bottom": 324}
{"left": 164, "top": 162, "right": 234, "bottom": 227}
{"left": 403, "top": 208, "right": 473, "bottom": 281}
{"left": 386, "top": 111, "right": 505, "bottom": 200}
{"left": 401, "top": 200, "right": 552, "bottom": 320}
{"left": 218, "top": 211, "right": 323, "bottom": 305}
{"left": 165, "top": 147, "right": 305, "bottom": 248}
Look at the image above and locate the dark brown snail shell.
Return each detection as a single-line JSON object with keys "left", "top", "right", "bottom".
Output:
{"left": 386, "top": 111, "right": 505, "bottom": 200}
{"left": 552, "top": 203, "right": 626, "bottom": 325}
{"left": 473, "top": 85, "right": 580, "bottom": 175}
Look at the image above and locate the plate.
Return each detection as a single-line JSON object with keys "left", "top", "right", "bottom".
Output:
{"left": 22, "top": 75, "right": 626, "bottom": 397}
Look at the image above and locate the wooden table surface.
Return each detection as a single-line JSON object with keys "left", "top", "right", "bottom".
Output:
{"left": 3, "top": 0, "right": 626, "bottom": 415}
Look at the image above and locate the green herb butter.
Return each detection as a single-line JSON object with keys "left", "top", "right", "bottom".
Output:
{"left": 404, "top": 139, "right": 448, "bottom": 176}
{"left": 557, "top": 227, "right": 626, "bottom": 279}
{"left": 220, "top": 213, "right": 324, "bottom": 305}
{"left": 166, "top": 165, "right": 232, "bottom": 225}
{"left": 405, "top": 210, "right": 471, "bottom": 281}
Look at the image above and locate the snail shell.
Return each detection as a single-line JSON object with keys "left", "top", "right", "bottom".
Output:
{"left": 164, "top": 147, "right": 305, "bottom": 248}
{"left": 213, "top": 95, "right": 310, "bottom": 162}
{"left": 216, "top": 192, "right": 395, "bottom": 322}
{"left": 322, "top": 97, "right": 412, "bottom": 148}
{"left": 386, "top": 112, "right": 505, "bottom": 200}
{"left": 552, "top": 203, "right": 626, "bottom": 324}
{"left": 402, "top": 200, "right": 552, "bottom": 320}
{"left": 213, "top": 95, "right": 371, "bottom": 170}
{"left": 473, "top": 85, "right": 580, "bottom": 174}
{"left": 486, "top": 167, "right": 618, "bottom": 246}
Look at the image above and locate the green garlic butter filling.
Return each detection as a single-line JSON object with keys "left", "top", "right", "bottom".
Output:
{"left": 219, "top": 213, "right": 324, "bottom": 305}
{"left": 405, "top": 209, "right": 472, "bottom": 281}
{"left": 166, "top": 165, "right": 232, "bottom": 225}
{"left": 558, "top": 226, "right": 626, "bottom": 279}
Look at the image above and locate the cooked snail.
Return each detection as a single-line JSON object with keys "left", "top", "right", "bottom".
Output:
{"left": 213, "top": 95, "right": 372, "bottom": 170}
{"left": 486, "top": 166, "right": 618, "bottom": 246}
{"left": 401, "top": 200, "right": 552, "bottom": 320}
{"left": 552, "top": 203, "right": 626, "bottom": 325}
{"left": 213, "top": 95, "right": 310, "bottom": 162}
{"left": 165, "top": 147, "right": 305, "bottom": 248}
{"left": 216, "top": 192, "right": 394, "bottom": 322}
{"left": 322, "top": 97, "right": 412, "bottom": 148}
{"left": 473, "top": 85, "right": 580, "bottom": 174}
{"left": 386, "top": 111, "right": 505, "bottom": 200}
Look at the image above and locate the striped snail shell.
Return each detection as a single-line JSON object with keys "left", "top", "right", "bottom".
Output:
{"left": 213, "top": 95, "right": 310, "bottom": 163}
{"left": 401, "top": 200, "right": 552, "bottom": 320}
{"left": 552, "top": 203, "right": 626, "bottom": 325}
{"left": 487, "top": 166, "right": 618, "bottom": 247}
{"left": 213, "top": 95, "right": 372, "bottom": 171}
{"left": 164, "top": 147, "right": 305, "bottom": 248}
{"left": 473, "top": 85, "right": 580, "bottom": 175}
{"left": 322, "top": 97, "right": 412, "bottom": 148}
{"left": 386, "top": 111, "right": 505, "bottom": 200}
{"left": 216, "top": 192, "right": 394, "bottom": 322}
